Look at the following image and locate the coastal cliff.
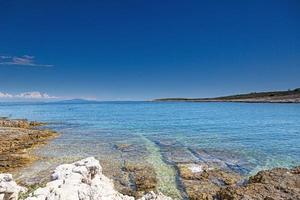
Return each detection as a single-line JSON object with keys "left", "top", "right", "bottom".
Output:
{"left": 154, "top": 88, "right": 300, "bottom": 103}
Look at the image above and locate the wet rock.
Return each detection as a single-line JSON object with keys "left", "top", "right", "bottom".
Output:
{"left": 123, "top": 162, "right": 158, "bottom": 198}
{"left": 115, "top": 144, "right": 135, "bottom": 152}
{"left": 178, "top": 164, "right": 241, "bottom": 200}
{"left": 114, "top": 142, "right": 149, "bottom": 162}
{"left": 113, "top": 142, "right": 158, "bottom": 197}
{"left": 138, "top": 191, "right": 172, "bottom": 200}
{"left": 0, "top": 173, "right": 27, "bottom": 200}
{"left": 0, "top": 118, "right": 58, "bottom": 173}
{"left": 0, "top": 119, "right": 46, "bottom": 129}
{"left": 189, "top": 149, "right": 251, "bottom": 175}
{"left": 218, "top": 166, "right": 300, "bottom": 200}
{"left": 153, "top": 139, "right": 198, "bottom": 164}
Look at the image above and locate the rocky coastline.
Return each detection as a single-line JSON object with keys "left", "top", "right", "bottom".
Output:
{"left": 0, "top": 157, "right": 299, "bottom": 200}
{"left": 0, "top": 118, "right": 58, "bottom": 173}
{"left": 0, "top": 157, "right": 171, "bottom": 200}
{"left": 0, "top": 118, "right": 299, "bottom": 199}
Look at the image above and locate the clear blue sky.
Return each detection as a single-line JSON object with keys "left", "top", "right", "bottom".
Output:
{"left": 0, "top": 0, "right": 299, "bottom": 100}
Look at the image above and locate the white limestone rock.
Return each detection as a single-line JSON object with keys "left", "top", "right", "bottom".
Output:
{"left": 24, "top": 157, "right": 172, "bottom": 200}
{"left": 0, "top": 173, "right": 27, "bottom": 200}
{"left": 25, "top": 157, "right": 134, "bottom": 200}
{"left": 0, "top": 157, "right": 172, "bottom": 200}
{"left": 138, "top": 191, "right": 172, "bottom": 200}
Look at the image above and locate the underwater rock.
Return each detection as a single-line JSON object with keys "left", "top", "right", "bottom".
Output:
{"left": 152, "top": 138, "right": 199, "bottom": 164}
{"left": 123, "top": 162, "right": 158, "bottom": 198}
{"left": 113, "top": 142, "right": 158, "bottom": 197}
{"left": 189, "top": 149, "right": 251, "bottom": 174}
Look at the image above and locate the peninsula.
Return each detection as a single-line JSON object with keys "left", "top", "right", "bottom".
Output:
{"left": 154, "top": 88, "right": 300, "bottom": 103}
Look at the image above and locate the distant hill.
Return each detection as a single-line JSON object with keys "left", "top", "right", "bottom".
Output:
{"left": 55, "top": 99, "right": 100, "bottom": 104}
{"left": 154, "top": 88, "right": 300, "bottom": 103}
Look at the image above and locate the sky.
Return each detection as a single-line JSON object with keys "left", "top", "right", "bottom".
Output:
{"left": 0, "top": 0, "right": 299, "bottom": 100}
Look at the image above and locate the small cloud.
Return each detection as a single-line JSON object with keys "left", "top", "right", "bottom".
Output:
{"left": 0, "top": 91, "right": 57, "bottom": 99}
{"left": 16, "top": 91, "right": 57, "bottom": 99}
{"left": 0, "top": 55, "right": 53, "bottom": 67}
{"left": 0, "top": 92, "right": 13, "bottom": 98}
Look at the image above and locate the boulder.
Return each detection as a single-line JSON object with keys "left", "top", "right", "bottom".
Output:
{"left": 218, "top": 166, "right": 300, "bottom": 200}
{"left": 24, "top": 157, "right": 134, "bottom": 200}
{"left": 138, "top": 191, "right": 172, "bottom": 200}
{"left": 0, "top": 173, "right": 27, "bottom": 200}
{"left": 178, "top": 163, "right": 241, "bottom": 200}
{"left": 23, "top": 157, "right": 171, "bottom": 200}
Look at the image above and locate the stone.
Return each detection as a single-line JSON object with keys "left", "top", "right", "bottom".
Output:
{"left": 22, "top": 157, "right": 171, "bottom": 200}
{"left": 0, "top": 173, "right": 27, "bottom": 200}
{"left": 177, "top": 164, "right": 241, "bottom": 200}
{"left": 0, "top": 118, "right": 58, "bottom": 173}
{"left": 217, "top": 166, "right": 300, "bottom": 200}
{"left": 122, "top": 162, "right": 157, "bottom": 198}
{"left": 137, "top": 191, "right": 172, "bottom": 200}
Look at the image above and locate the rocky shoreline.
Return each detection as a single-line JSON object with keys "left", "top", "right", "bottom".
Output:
{"left": 0, "top": 157, "right": 299, "bottom": 200}
{"left": 0, "top": 118, "right": 58, "bottom": 173}
{"left": 0, "top": 118, "right": 299, "bottom": 199}
{"left": 0, "top": 157, "right": 171, "bottom": 200}
{"left": 177, "top": 163, "right": 300, "bottom": 200}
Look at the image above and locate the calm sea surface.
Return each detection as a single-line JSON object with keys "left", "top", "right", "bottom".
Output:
{"left": 0, "top": 102, "right": 299, "bottom": 196}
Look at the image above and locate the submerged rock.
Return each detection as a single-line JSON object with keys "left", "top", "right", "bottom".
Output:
{"left": 112, "top": 142, "right": 159, "bottom": 198}
{"left": 122, "top": 162, "right": 157, "bottom": 198}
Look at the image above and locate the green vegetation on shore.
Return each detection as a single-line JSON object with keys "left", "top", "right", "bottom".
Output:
{"left": 154, "top": 88, "right": 300, "bottom": 103}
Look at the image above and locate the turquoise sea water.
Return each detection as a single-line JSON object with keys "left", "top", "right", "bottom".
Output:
{"left": 0, "top": 102, "right": 300, "bottom": 196}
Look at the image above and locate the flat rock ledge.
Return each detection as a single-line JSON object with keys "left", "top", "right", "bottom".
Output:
{"left": 178, "top": 163, "right": 300, "bottom": 200}
{"left": 0, "top": 118, "right": 58, "bottom": 173}
{"left": 0, "top": 157, "right": 172, "bottom": 200}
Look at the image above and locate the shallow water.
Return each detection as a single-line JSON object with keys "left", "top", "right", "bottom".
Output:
{"left": 0, "top": 102, "right": 300, "bottom": 197}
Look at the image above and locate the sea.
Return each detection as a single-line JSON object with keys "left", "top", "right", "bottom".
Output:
{"left": 0, "top": 101, "right": 299, "bottom": 197}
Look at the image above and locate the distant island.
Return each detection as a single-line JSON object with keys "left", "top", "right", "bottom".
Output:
{"left": 54, "top": 98, "right": 100, "bottom": 104}
{"left": 154, "top": 88, "right": 300, "bottom": 103}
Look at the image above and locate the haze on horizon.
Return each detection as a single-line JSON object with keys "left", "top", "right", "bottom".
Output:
{"left": 0, "top": 0, "right": 299, "bottom": 101}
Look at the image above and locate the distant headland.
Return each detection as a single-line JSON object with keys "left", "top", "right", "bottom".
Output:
{"left": 154, "top": 88, "right": 300, "bottom": 103}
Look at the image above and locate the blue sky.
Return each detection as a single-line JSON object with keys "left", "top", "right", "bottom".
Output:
{"left": 0, "top": 0, "right": 299, "bottom": 100}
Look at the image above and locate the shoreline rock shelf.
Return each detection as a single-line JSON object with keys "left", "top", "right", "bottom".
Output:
{"left": 176, "top": 163, "right": 300, "bottom": 200}
{"left": 0, "top": 157, "right": 172, "bottom": 200}
{"left": 0, "top": 118, "right": 58, "bottom": 173}
{"left": 0, "top": 157, "right": 299, "bottom": 199}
